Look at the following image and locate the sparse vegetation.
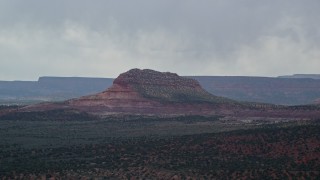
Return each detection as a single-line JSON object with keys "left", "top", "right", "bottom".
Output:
{"left": 0, "top": 105, "right": 20, "bottom": 110}
{"left": 0, "top": 116, "right": 319, "bottom": 179}
{"left": 0, "top": 109, "right": 97, "bottom": 121}
{"left": 0, "top": 69, "right": 319, "bottom": 179}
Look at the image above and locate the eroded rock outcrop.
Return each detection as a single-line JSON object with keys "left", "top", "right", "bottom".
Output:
{"left": 67, "top": 69, "right": 236, "bottom": 116}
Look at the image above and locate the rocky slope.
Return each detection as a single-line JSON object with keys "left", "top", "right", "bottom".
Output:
{"left": 66, "top": 69, "right": 237, "bottom": 116}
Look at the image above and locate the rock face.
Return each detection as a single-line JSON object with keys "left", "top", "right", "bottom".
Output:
{"left": 67, "top": 69, "right": 235, "bottom": 116}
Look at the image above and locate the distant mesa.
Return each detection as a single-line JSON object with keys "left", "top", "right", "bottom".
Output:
{"left": 3, "top": 69, "right": 320, "bottom": 119}
{"left": 0, "top": 76, "right": 113, "bottom": 105}
{"left": 278, "top": 74, "right": 320, "bottom": 79}
{"left": 1, "top": 73, "right": 320, "bottom": 106}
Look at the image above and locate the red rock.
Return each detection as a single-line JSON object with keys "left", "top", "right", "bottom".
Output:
{"left": 67, "top": 69, "right": 235, "bottom": 116}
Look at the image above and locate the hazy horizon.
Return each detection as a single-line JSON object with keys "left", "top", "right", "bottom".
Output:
{"left": 2, "top": 71, "right": 320, "bottom": 82}
{"left": 1, "top": 0, "right": 319, "bottom": 80}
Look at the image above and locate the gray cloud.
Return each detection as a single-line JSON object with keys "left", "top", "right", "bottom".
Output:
{"left": 0, "top": 0, "right": 319, "bottom": 80}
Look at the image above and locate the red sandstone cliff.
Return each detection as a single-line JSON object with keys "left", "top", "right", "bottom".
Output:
{"left": 66, "top": 69, "right": 236, "bottom": 116}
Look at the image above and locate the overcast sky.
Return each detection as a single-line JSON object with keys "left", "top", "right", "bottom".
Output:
{"left": 0, "top": 0, "right": 319, "bottom": 80}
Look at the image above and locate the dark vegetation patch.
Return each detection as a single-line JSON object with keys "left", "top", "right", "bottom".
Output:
{"left": 288, "top": 104, "right": 320, "bottom": 110}
{"left": 0, "top": 123, "right": 319, "bottom": 179}
{"left": 0, "top": 109, "right": 97, "bottom": 121}
{"left": 0, "top": 105, "right": 20, "bottom": 111}
{"left": 103, "top": 115, "right": 222, "bottom": 123}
